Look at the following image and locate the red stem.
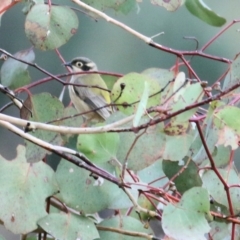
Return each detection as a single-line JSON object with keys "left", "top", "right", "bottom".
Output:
{"left": 194, "top": 121, "right": 234, "bottom": 216}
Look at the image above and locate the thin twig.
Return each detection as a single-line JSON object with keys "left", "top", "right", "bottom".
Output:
{"left": 0, "top": 119, "right": 124, "bottom": 186}
{"left": 97, "top": 225, "right": 156, "bottom": 239}
{"left": 194, "top": 120, "right": 234, "bottom": 216}
{"left": 122, "top": 129, "right": 146, "bottom": 180}
{"left": 72, "top": 0, "right": 233, "bottom": 64}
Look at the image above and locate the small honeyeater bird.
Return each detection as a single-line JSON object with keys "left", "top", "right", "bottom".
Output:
{"left": 64, "top": 57, "right": 112, "bottom": 122}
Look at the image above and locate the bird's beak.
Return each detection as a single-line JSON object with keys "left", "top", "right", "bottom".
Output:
{"left": 63, "top": 62, "right": 73, "bottom": 69}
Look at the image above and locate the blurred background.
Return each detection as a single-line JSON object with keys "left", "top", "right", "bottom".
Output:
{"left": 0, "top": 0, "right": 240, "bottom": 238}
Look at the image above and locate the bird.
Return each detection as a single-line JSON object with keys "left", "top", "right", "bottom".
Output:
{"left": 64, "top": 57, "right": 112, "bottom": 122}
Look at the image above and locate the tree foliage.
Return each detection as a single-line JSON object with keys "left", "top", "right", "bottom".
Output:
{"left": 0, "top": 0, "right": 239, "bottom": 240}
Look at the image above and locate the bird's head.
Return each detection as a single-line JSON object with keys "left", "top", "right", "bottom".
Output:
{"left": 64, "top": 57, "right": 98, "bottom": 72}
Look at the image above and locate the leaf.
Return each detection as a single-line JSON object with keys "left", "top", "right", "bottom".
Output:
{"left": 77, "top": 131, "right": 119, "bottom": 163}
{"left": 163, "top": 133, "right": 194, "bottom": 160}
{"left": 173, "top": 72, "right": 186, "bottom": 102}
{"left": 38, "top": 212, "right": 99, "bottom": 240}
{"left": 98, "top": 216, "right": 152, "bottom": 240}
{"left": 0, "top": 145, "right": 57, "bottom": 234}
{"left": 162, "top": 187, "right": 211, "bottom": 240}
{"left": 185, "top": 0, "right": 226, "bottom": 27}
{"left": 164, "top": 82, "right": 204, "bottom": 135}
{"left": 170, "top": 82, "right": 204, "bottom": 122}
{"left": 190, "top": 113, "right": 229, "bottom": 166}
{"left": 191, "top": 111, "right": 218, "bottom": 164}
{"left": 142, "top": 68, "right": 174, "bottom": 86}
{"left": 56, "top": 160, "right": 135, "bottom": 213}
{"left": 0, "top": 48, "right": 35, "bottom": 89}
{"left": 138, "top": 160, "right": 168, "bottom": 188}
{"left": 142, "top": 68, "right": 175, "bottom": 100}
{"left": 213, "top": 106, "right": 240, "bottom": 150}
{"left": 133, "top": 81, "right": 149, "bottom": 127}
{"left": 22, "top": 93, "right": 64, "bottom": 162}
{"left": 111, "top": 72, "right": 161, "bottom": 116}
{"left": 117, "top": 124, "right": 194, "bottom": 171}
{"left": 162, "top": 157, "right": 202, "bottom": 194}
{"left": 115, "top": 0, "right": 137, "bottom": 14}
{"left": 209, "top": 222, "right": 230, "bottom": 240}
{"left": 102, "top": 74, "right": 119, "bottom": 92}
{"left": 202, "top": 169, "right": 240, "bottom": 212}
{"left": 25, "top": 4, "right": 78, "bottom": 50}
{"left": 22, "top": 0, "right": 44, "bottom": 14}
{"left": 83, "top": 0, "right": 137, "bottom": 14}
{"left": 150, "top": 0, "right": 184, "bottom": 11}
{"left": 222, "top": 53, "right": 240, "bottom": 101}
{"left": 213, "top": 145, "right": 231, "bottom": 167}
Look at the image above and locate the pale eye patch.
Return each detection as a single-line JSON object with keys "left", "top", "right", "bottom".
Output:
{"left": 86, "top": 62, "right": 96, "bottom": 70}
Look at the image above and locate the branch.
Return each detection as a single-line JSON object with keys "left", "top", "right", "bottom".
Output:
{"left": 0, "top": 113, "right": 135, "bottom": 134}
{"left": 0, "top": 119, "right": 123, "bottom": 186}
{"left": 0, "top": 69, "right": 239, "bottom": 135}
{"left": 72, "top": 0, "right": 153, "bottom": 44}
{"left": 97, "top": 225, "right": 156, "bottom": 239}
{"left": 194, "top": 121, "right": 234, "bottom": 216}
{"left": 72, "top": 0, "right": 233, "bottom": 64}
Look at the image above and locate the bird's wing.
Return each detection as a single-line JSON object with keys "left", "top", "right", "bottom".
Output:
{"left": 73, "top": 85, "right": 111, "bottom": 120}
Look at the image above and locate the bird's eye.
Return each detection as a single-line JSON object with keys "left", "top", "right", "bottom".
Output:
{"left": 76, "top": 61, "right": 83, "bottom": 68}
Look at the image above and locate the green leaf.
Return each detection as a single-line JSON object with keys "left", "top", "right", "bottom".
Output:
{"left": 162, "top": 157, "right": 202, "bottom": 194}
{"left": 185, "top": 0, "right": 226, "bottom": 26}
{"left": 25, "top": 4, "right": 78, "bottom": 50}
{"left": 56, "top": 160, "right": 135, "bottom": 213}
{"left": 191, "top": 113, "right": 218, "bottom": 164}
{"left": 162, "top": 187, "right": 211, "bottom": 240}
{"left": 142, "top": 68, "right": 174, "bottom": 84}
{"left": 202, "top": 169, "right": 240, "bottom": 212}
{"left": 222, "top": 53, "right": 240, "bottom": 93}
{"left": 22, "top": 93, "right": 64, "bottom": 162}
{"left": 214, "top": 106, "right": 240, "bottom": 150}
{"left": 141, "top": 68, "right": 175, "bottom": 103}
{"left": 133, "top": 81, "right": 149, "bottom": 127}
{"left": 117, "top": 129, "right": 157, "bottom": 171}
{"left": 98, "top": 216, "right": 152, "bottom": 240}
{"left": 173, "top": 72, "right": 186, "bottom": 102}
{"left": 0, "top": 145, "right": 57, "bottom": 234}
{"left": 0, "top": 48, "right": 35, "bottom": 89}
{"left": 164, "top": 81, "right": 204, "bottom": 136}
{"left": 115, "top": 0, "right": 137, "bottom": 14}
{"left": 171, "top": 82, "right": 204, "bottom": 121}
{"left": 38, "top": 213, "right": 99, "bottom": 240}
{"left": 102, "top": 74, "right": 119, "bottom": 92}
{"left": 209, "top": 222, "right": 230, "bottom": 240}
{"left": 111, "top": 72, "right": 161, "bottom": 116}
{"left": 77, "top": 131, "right": 119, "bottom": 163}
{"left": 163, "top": 133, "right": 194, "bottom": 160}
{"left": 117, "top": 124, "right": 194, "bottom": 171}
{"left": 150, "top": 0, "right": 185, "bottom": 11}
{"left": 22, "top": 0, "right": 44, "bottom": 14}
{"left": 138, "top": 160, "right": 168, "bottom": 188}
{"left": 82, "top": 0, "right": 137, "bottom": 14}
{"left": 213, "top": 145, "right": 231, "bottom": 167}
